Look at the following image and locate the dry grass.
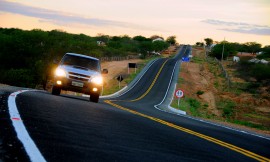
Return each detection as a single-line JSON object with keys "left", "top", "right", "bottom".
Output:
{"left": 173, "top": 47, "right": 270, "bottom": 135}
{"left": 101, "top": 59, "right": 143, "bottom": 95}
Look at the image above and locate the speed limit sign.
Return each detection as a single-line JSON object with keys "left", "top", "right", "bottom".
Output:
{"left": 175, "top": 89, "right": 184, "bottom": 98}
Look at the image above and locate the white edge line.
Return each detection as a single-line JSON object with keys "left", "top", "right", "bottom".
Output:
{"left": 83, "top": 59, "right": 158, "bottom": 99}
{"left": 8, "top": 90, "right": 46, "bottom": 162}
{"left": 154, "top": 47, "right": 270, "bottom": 141}
{"left": 154, "top": 59, "right": 184, "bottom": 114}
{"left": 101, "top": 59, "right": 158, "bottom": 99}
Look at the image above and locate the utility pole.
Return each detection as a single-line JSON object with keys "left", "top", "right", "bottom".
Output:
{"left": 221, "top": 37, "right": 225, "bottom": 62}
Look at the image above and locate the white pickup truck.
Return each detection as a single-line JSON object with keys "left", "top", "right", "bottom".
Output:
{"left": 52, "top": 53, "right": 107, "bottom": 103}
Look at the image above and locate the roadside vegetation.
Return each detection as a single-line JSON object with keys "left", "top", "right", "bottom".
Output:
{"left": 0, "top": 28, "right": 174, "bottom": 89}
{"left": 172, "top": 40, "right": 270, "bottom": 133}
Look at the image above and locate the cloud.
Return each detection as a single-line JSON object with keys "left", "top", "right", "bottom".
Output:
{"left": 0, "top": 0, "right": 136, "bottom": 28}
{"left": 202, "top": 19, "right": 270, "bottom": 36}
{"left": 221, "top": 28, "right": 270, "bottom": 36}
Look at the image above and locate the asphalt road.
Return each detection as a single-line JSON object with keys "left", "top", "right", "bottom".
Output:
{"left": 0, "top": 46, "right": 270, "bottom": 161}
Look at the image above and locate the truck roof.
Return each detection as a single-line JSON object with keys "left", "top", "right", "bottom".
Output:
{"left": 65, "top": 53, "right": 99, "bottom": 61}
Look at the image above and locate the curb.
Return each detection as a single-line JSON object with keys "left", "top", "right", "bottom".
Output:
{"left": 155, "top": 59, "right": 187, "bottom": 115}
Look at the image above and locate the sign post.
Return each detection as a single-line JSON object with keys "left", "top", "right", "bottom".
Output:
{"left": 128, "top": 63, "right": 137, "bottom": 74}
{"left": 182, "top": 57, "right": 190, "bottom": 72}
{"left": 175, "top": 89, "right": 184, "bottom": 108}
{"left": 117, "top": 75, "right": 124, "bottom": 89}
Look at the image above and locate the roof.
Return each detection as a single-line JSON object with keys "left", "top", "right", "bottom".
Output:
{"left": 65, "top": 53, "right": 99, "bottom": 61}
{"left": 152, "top": 38, "right": 164, "bottom": 42}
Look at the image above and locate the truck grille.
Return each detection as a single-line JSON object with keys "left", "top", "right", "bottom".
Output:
{"left": 68, "top": 72, "right": 90, "bottom": 82}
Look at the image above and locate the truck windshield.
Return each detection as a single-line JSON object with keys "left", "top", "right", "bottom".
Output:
{"left": 61, "top": 54, "right": 100, "bottom": 72}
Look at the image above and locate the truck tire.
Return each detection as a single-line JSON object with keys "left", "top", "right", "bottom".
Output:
{"left": 90, "top": 94, "right": 99, "bottom": 103}
{"left": 52, "top": 86, "right": 61, "bottom": 95}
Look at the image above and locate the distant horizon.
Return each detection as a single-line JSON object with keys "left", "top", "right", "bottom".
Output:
{"left": 2, "top": 27, "right": 269, "bottom": 47}
{"left": 1, "top": 0, "right": 269, "bottom": 46}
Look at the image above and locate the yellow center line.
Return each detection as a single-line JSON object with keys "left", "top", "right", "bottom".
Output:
{"left": 104, "top": 100, "right": 270, "bottom": 161}
{"left": 130, "top": 59, "right": 169, "bottom": 102}
{"left": 105, "top": 50, "right": 269, "bottom": 161}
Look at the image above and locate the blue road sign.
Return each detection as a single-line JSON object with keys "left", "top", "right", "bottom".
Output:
{"left": 182, "top": 57, "right": 190, "bottom": 62}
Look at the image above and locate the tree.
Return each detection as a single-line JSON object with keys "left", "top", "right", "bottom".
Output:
{"left": 211, "top": 44, "right": 224, "bottom": 59}
{"left": 133, "top": 35, "right": 150, "bottom": 42}
{"left": 262, "top": 45, "right": 270, "bottom": 55}
{"left": 139, "top": 41, "right": 153, "bottom": 59}
{"left": 244, "top": 42, "right": 262, "bottom": 54}
{"left": 121, "top": 35, "right": 131, "bottom": 40}
{"left": 111, "top": 36, "right": 122, "bottom": 41}
{"left": 195, "top": 42, "right": 204, "bottom": 47}
{"left": 204, "top": 38, "right": 213, "bottom": 47}
{"left": 152, "top": 41, "right": 169, "bottom": 52}
{"left": 1, "top": 28, "right": 173, "bottom": 87}
{"left": 96, "top": 33, "right": 110, "bottom": 43}
{"left": 166, "top": 36, "right": 177, "bottom": 45}
{"left": 257, "top": 45, "right": 270, "bottom": 59}
{"left": 211, "top": 42, "right": 238, "bottom": 60}
{"left": 150, "top": 35, "right": 164, "bottom": 41}
{"left": 107, "top": 41, "right": 121, "bottom": 49}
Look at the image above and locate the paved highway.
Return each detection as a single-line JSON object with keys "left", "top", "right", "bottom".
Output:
{"left": 0, "top": 46, "right": 270, "bottom": 161}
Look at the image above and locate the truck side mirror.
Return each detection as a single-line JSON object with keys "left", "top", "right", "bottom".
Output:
{"left": 102, "top": 69, "right": 108, "bottom": 74}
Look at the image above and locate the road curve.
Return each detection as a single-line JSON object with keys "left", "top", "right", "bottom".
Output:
{"left": 0, "top": 46, "right": 270, "bottom": 161}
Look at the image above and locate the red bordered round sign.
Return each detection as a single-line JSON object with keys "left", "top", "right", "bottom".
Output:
{"left": 175, "top": 89, "right": 184, "bottom": 98}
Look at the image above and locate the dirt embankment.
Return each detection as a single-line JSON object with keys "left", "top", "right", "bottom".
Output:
{"left": 179, "top": 48, "right": 220, "bottom": 116}
{"left": 101, "top": 59, "right": 143, "bottom": 94}
{"left": 101, "top": 59, "right": 143, "bottom": 83}
{"left": 178, "top": 47, "right": 270, "bottom": 135}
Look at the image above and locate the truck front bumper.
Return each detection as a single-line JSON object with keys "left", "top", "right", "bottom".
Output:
{"left": 53, "top": 76, "right": 102, "bottom": 95}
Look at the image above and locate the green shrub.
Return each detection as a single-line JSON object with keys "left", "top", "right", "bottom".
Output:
{"left": 203, "top": 103, "right": 209, "bottom": 107}
{"left": 250, "top": 64, "right": 270, "bottom": 81}
{"left": 192, "top": 56, "right": 204, "bottom": 64}
{"left": 196, "top": 90, "right": 204, "bottom": 95}
{"left": 1, "top": 69, "right": 35, "bottom": 88}
{"left": 188, "top": 98, "right": 201, "bottom": 109}
{"left": 257, "top": 53, "right": 270, "bottom": 60}
{"left": 219, "top": 100, "right": 236, "bottom": 118}
{"left": 237, "top": 61, "right": 270, "bottom": 81}
{"left": 233, "top": 120, "right": 269, "bottom": 130}
{"left": 187, "top": 98, "right": 201, "bottom": 116}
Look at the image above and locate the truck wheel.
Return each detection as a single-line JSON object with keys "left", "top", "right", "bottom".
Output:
{"left": 90, "top": 94, "right": 99, "bottom": 103}
{"left": 52, "top": 86, "right": 61, "bottom": 95}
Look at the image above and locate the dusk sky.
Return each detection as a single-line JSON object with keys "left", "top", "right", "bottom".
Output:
{"left": 0, "top": 0, "right": 270, "bottom": 45}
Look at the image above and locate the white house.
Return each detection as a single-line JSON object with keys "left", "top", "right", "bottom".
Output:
{"left": 233, "top": 56, "right": 240, "bottom": 62}
{"left": 152, "top": 38, "right": 164, "bottom": 42}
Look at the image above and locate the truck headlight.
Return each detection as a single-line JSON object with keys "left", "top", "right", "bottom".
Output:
{"left": 91, "top": 76, "right": 103, "bottom": 85}
{"left": 55, "top": 68, "right": 66, "bottom": 77}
